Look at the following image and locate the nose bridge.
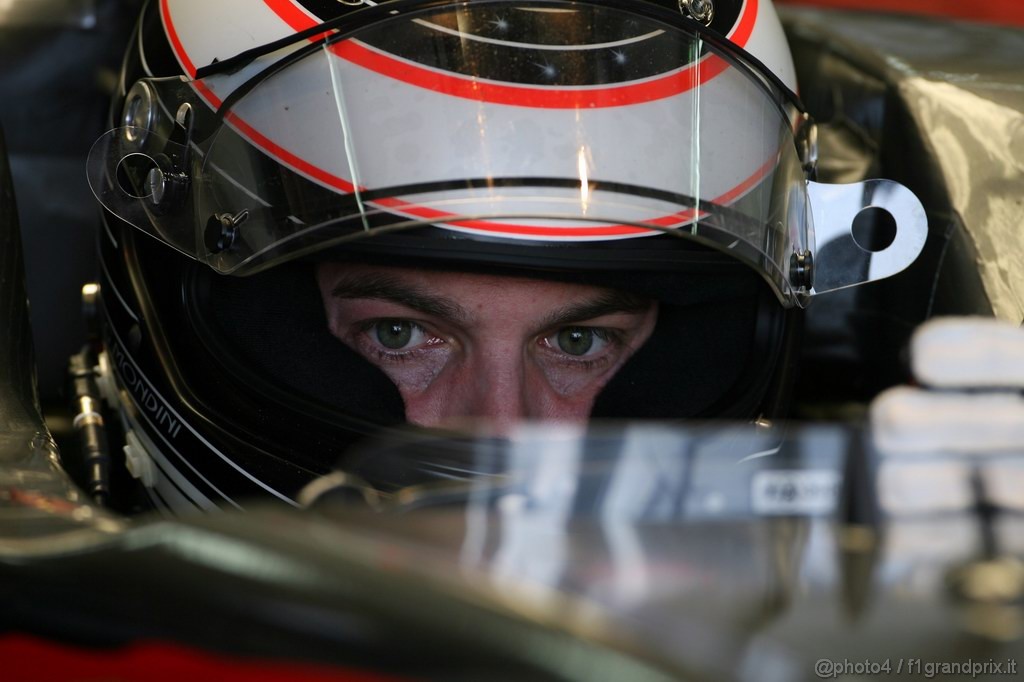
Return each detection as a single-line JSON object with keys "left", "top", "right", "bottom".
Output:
{"left": 461, "top": 346, "right": 531, "bottom": 422}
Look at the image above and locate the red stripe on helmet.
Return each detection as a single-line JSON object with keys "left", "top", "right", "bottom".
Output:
{"left": 264, "top": 0, "right": 758, "bottom": 109}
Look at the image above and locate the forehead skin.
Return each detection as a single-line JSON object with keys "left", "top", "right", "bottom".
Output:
{"left": 316, "top": 262, "right": 658, "bottom": 431}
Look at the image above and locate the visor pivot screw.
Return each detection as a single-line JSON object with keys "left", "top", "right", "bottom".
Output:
{"left": 679, "top": 0, "right": 714, "bottom": 26}
{"left": 790, "top": 250, "right": 813, "bottom": 290}
{"left": 205, "top": 209, "right": 249, "bottom": 254}
{"left": 145, "top": 154, "right": 189, "bottom": 213}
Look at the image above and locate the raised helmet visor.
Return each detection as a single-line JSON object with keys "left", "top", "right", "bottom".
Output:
{"left": 88, "top": 0, "right": 926, "bottom": 307}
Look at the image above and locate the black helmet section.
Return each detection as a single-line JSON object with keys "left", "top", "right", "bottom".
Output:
{"left": 186, "top": 259, "right": 407, "bottom": 427}
{"left": 592, "top": 276, "right": 797, "bottom": 420}
{"left": 96, "top": 223, "right": 395, "bottom": 509}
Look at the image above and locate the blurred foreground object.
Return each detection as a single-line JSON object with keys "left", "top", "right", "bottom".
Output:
{"left": 872, "top": 317, "right": 1024, "bottom": 453}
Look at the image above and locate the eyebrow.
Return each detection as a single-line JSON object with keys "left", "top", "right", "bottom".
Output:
{"left": 329, "top": 272, "right": 468, "bottom": 322}
{"left": 329, "top": 272, "right": 651, "bottom": 328}
{"left": 536, "top": 289, "right": 653, "bottom": 331}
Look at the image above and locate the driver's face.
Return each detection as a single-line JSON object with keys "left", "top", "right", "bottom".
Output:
{"left": 317, "top": 263, "right": 657, "bottom": 431}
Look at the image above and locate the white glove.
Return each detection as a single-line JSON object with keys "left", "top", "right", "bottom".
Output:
{"left": 870, "top": 317, "right": 1024, "bottom": 515}
{"left": 872, "top": 317, "right": 1024, "bottom": 454}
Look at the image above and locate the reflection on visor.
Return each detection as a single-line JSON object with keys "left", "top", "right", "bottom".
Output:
{"left": 87, "top": 0, "right": 926, "bottom": 307}
{"left": 364, "top": 7, "right": 687, "bottom": 88}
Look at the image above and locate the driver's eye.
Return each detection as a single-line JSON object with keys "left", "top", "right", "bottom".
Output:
{"left": 374, "top": 319, "right": 420, "bottom": 350}
{"left": 554, "top": 327, "right": 609, "bottom": 356}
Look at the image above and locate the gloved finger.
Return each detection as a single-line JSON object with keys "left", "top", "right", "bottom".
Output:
{"left": 911, "top": 317, "right": 1024, "bottom": 389}
{"left": 871, "top": 385, "right": 1024, "bottom": 455}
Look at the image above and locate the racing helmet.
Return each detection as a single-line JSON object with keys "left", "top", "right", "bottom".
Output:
{"left": 86, "top": 0, "right": 927, "bottom": 513}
